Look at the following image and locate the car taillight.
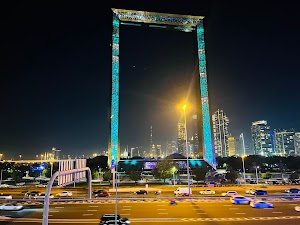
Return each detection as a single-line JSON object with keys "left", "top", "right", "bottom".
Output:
{"left": 99, "top": 219, "right": 102, "bottom": 223}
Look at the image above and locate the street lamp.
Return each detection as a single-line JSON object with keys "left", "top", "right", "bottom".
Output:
{"left": 241, "top": 155, "right": 246, "bottom": 184}
{"left": 19, "top": 154, "right": 22, "bottom": 160}
{"left": 0, "top": 153, "right": 3, "bottom": 161}
{"left": 182, "top": 104, "right": 191, "bottom": 196}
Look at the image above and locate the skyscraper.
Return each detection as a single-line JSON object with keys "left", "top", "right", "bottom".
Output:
{"left": 294, "top": 132, "right": 300, "bottom": 156}
{"left": 166, "top": 141, "right": 172, "bottom": 157}
{"left": 274, "top": 129, "right": 295, "bottom": 156}
{"left": 177, "top": 121, "right": 186, "bottom": 155}
{"left": 192, "top": 115, "right": 199, "bottom": 157}
{"left": 228, "top": 136, "right": 236, "bottom": 156}
{"left": 212, "top": 109, "right": 229, "bottom": 157}
{"left": 251, "top": 120, "right": 272, "bottom": 156}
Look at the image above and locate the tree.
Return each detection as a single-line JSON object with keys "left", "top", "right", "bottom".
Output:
{"left": 290, "top": 172, "right": 299, "bottom": 181}
{"left": 225, "top": 170, "right": 238, "bottom": 183}
{"left": 262, "top": 172, "right": 271, "bottom": 179}
{"left": 192, "top": 167, "right": 207, "bottom": 183}
{"left": 103, "top": 170, "right": 113, "bottom": 181}
{"left": 128, "top": 171, "right": 141, "bottom": 184}
{"left": 11, "top": 171, "right": 22, "bottom": 182}
{"left": 151, "top": 159, "right": 175, "bottom": 183}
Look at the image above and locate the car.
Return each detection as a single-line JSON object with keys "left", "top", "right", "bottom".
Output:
{"left": 199, "top": 189, "right": 216, "bottom": 195}
{"left": 0, "top": 203, "right": 23, "bottom": 211}
{"left": 56, "top": 191, "right": 73, "bottom": 197}
{"left": 34, "top": 193, "right": 54, "bottom": 199}
{"left": 230, "top": 195, "right": 251, "bottom": 204}
{"left": 93, "top": 189, "right": 105, "bottom": 195}
{"left": 253, "top": 190, "right": 267, "bottom": 195}
{"left": 135, "top": 189, "right": 148, "bottom": 195}
{"left": 285, "top": 188, "right": 300, "bottom": 194}
{"left": 250, "top": 200, "right": 273, "bottom": 208}
{"left": 25, "top": 191, "right": 41, "bottom": 198}
{"left": 245, "top": 189, "right": 256, "bottom": 194}
{"left": 95, "top": 190, "right": 110, "bottom": 198}
{"left": 295, "top": 205, "right": 300, "bottom": 212}
{"left": 36, "top": 183, "right": 47, "bottom": 188}
{"left": 99, "top": 214, "right": 130, "bottom": 225}
{"left": 221, "top": 191, "right": 238, "bottom": 197}
{"left": 0, "top": 193, "right": 12, "bottom": 200}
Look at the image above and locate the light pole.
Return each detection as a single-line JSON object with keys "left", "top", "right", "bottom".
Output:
{"left": 0, "top": 169, "right": 3, "bottom": 185}
{"left": 19, "top": 154, "right": 22, "bottom": 160}
{"left": 255, "top": 166, "right": 259, "bottom": 184}
{"left": 50, "top": 162, "right": 53, "bottom": 176}
{"left": 183, "top": 104, "right": 191, "bottom": 196}
{"left": 242, "top": 155, "right": 246, "bottom": 184}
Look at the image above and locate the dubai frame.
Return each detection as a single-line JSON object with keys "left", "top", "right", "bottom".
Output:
{"left": 109, "top": 8, "right": 216, "bottom": 169}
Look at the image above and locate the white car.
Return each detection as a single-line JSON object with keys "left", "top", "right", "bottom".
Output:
{"left": 222, "top": 191, "right": 238, "bottom": 197}
{"left": 34, "top": 193, "right": 54, "bottom": 199}
{"left": 199, "top": 189, "right": 216, "bottom": 195}
{"left": 250, "top": 200, "right": 273, "bottom": 208}
{"left": 295, "top": 205, "right": 300, "bottom": 212}
{"left": 56, "top": 191, "right": 73, "bottom": 197}
{"left": 230, "top": 195, "right": 251, "bottom": 204}
{"left": 36, "top": 183, "right": 47, "bottom": 188}
{"left": 245, "top": 189, "right": 256, "bottom": 194}
{"left": 0, "top": 203, "right": 23, "bottom": 211}
{"left": 0, "top": 193, "right": 12, "bottom": 200}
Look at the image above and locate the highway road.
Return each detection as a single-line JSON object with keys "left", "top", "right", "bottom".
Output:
{"left": 1, "top": 199, "right": 300, "bottom": 224}
{"left": 0, "top": 184, "right": 299, "bottom": 199}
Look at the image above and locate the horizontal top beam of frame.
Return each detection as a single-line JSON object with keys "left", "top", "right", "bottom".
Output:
{"left": 112, "top": 8, "right": 204, "bottom": 27}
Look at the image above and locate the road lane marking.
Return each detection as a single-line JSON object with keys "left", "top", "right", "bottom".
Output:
{"left": 123, "top": 206, "right": 132, "bottom": 207}
{"left": 87, "top": 210, "right": 97, "bottom": 212}
{"left": 223, "top": 205, "right": 232, "bottom": 206}
{"left": 121, "top": 209, "right": 131, "bottom": 211}
{"left": 229, "top": 208, "right": 239, "bottom": 210}
{"left": 50, "top": 210, "right": 59, "bottom": 212}
{"left": 236, "top": 213, "right": 246, "bottom": 215}
{"left": 158, "top": 213, "right": 168, "bottom": 214}
{"left": 289, "top": 204, "right": 298, "bottom": 205}
{"left": 48, "top": 215, "right": 53, "bottom": 217}
{"left": 88, "top": 205, "right": 98, "bottom": 208}
{"left": 54, "top": 207, "right": 64, "bottom": 209}
{"left": 194, "top": 209, "right": 202, "bottom": 210}
{"left": 272, "top": 212, "right": 283, "bottom": 214}
{"left": 197, "top": 213, "right": 207, "bottom": 214}
{"left": 122, "top": 214, "right": 130, "bottom": 216}
{"left": 157, "top": 209, "right": 167, "bottom": 210}
{"left": 82, "top": 214, "right": 93, "bottom": 216}
{"left": 157, "top": 205, "right": 166, "bottom": 206}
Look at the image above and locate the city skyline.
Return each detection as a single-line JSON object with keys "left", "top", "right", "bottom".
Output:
{"left": 1, "top": 1, "right": 300, "bottom": 158}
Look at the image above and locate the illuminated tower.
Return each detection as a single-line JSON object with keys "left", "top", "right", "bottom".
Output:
{"left": 274, "top": 129, "right": 295, "bottom": 156}
{"left": 228, "top": 136, "right": 236, "bottom": 156}
{"left": 251, "top": 120, "right": 272, "bottom": 156}
{"left": 150, "top": 125, "right": 153, "bottom": 154}
{"left": 212, "top": 109, "right": 229, "bottom": 157}
{"left": 177, "top": 121, "right": 186, "bottom": 155}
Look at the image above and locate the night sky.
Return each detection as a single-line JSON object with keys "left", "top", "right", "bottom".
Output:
{"left": 1, "top": 1, "right": 300, "bottom": 159}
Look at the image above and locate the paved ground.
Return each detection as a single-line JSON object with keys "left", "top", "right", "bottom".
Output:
{"left": 0, "top": 200, "right": 300, "bottom": 224}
